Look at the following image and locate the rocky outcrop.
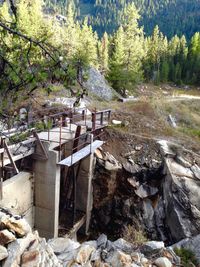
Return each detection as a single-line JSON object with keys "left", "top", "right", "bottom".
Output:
{"left": 0, "top": 209, "right": 182, "bottom": 267}
{"left": 84, "top": 68, "right": 119, "bottom": 101}
{"left": 0, "top": 209, "right": 62, "bottom": 267}
{"left": 159, "top": 140, "right": 200, "bottom": 242}
{"left": 92, "top": 135, "right": 200, "bottom": 249}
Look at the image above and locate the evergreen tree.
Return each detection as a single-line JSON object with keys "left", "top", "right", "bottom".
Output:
{"left": 98, "top": 32, "right": 109, "bottom": 74}
{"left": 108, "top": 4, "right": 145, "bottom": 93}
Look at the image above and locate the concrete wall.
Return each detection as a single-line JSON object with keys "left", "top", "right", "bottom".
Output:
{"left": 34, "top": 141, "right": 61, "bottom": 239}
{"left": 76, "top": 153, "right": 94, "bottom": 233}
{"left": 0, "top": 171, "right": 34, "bottom": 227}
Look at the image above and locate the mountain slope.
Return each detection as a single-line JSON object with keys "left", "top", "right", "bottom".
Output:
{"left": 45, "top": 0, "right": 200, "bottom": 38}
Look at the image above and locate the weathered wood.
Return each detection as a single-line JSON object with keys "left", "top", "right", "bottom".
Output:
{"left": 73, "top": 125, "right": 81, "bottom": 154}
{"left": 4, "top": 141, "right": 19, "bottom": 175}
{"left": 0, "top": 138, "right": 4, "bottom": 200}
{"left": 33, "top": 131, "right": 48, "bottom": 160}
{"left": 58, "top": 140, "right": 103, "bottom": 167}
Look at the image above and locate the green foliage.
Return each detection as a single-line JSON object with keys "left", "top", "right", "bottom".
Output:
{"left": 46, "top": 0, "right": 200, "bottom": 40}
{"left": 9, "top": 132, "right": 29, "bottom": 144}
{"left": 1, "top": 0, "right": 200, "bottom": 106}
{"left": 174, "top": 248, "right": 198, "bottom": 267}
{"left": 108, "top": 4, "right": 144, "bottom": 93}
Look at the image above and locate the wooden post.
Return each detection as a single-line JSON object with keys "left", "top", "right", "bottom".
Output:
{"left": 72, "top": 167, "right": 76, "bottom": 226}
{"left": 0, "top": 138, "right": 4, "bottom": 200}
{"left": 82, "top": 110, "right": 85, "bottom": 121}
{"left": 73, "top": 125, "right": 81, "bottom": 154}
{"left": 92, "top": 112, "right": 96, "bottom": 131}
{"left": 100, "top": 112, "right": 104, "bottom": 126}
{"left": 4, "top": 141, "right": 19, "bottom": 175}
{"left": 59, "top": 117, "right": 62, "bottom": 160}
{"left": 108, "top": 110, "right": 111, "bottom": 123}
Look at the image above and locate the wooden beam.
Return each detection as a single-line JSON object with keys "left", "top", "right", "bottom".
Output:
{"left": 58, "top": 140, "right": 103, "bottom": 167}
{"left": 4, "top": 141, "right": 19, "bottom": 174}
{"left": 33, "top": 131, "right": 48, "bottom": 160}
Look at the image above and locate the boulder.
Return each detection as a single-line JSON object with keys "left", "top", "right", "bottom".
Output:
{"left": 21, "top": 249, "right": 41, "bottom": 267}
{"left": 48, "top": 237, "right": 80, "bottom": 254}
{"left": 112, "top": 120, "right": 122, "bottom": 126}
{"left": 154, "top": 257, "right": 172, "bottom": 267}
{"left": 141, "top": 241, "right": 164, "bottom": 255}
{"left": 0, "top": 245, "right": 8, "bottom": 261}
{"left": 106, "top": 250, "right": 132, "bottom": 267}
{"left": 0, "top": 230, "right": 16, "bottom": 245}
{"left": 3, "top": 232, "right": 37, "bottom": 267}
{"left": 1, "top": 216, "right": 31, "bottom": 237}
{"left": 84, "top": 67, "right": 117, "bottom": 101}
{"left": 75, "top": 245, "right": 95, "bottom": 265}
{"left": 135, "top": 184, "right": 158, "bottom": 199}
{"left": 113, "top": 239, "right": 134, "bottom": 254}
{"left": 97, "top": 234, "right": 108, "bottom": 249}
{"left": 172, "top": 234, "right": 200, "bottom": 263}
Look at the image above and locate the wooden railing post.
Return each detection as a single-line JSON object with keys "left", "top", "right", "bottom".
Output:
{"left": 100, "top": 112, "right": 104, "bottom": 126}
{"left": 92, "top": 112, "right": 96, "bottom": 131}
{"left": 108, "top": 110, "right": 111, "bottom": 123}
{"left": 82, "top": 110, "right": 85, "bottom": 121}
{"left": 0, "top": 137, "right": 5, "bottom": 200}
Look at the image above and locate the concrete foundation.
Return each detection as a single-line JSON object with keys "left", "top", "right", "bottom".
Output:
{"left": 34, "top": 141, "right": 61, "bottom": 239}
{"left": 0, "top": 171, "right": 34, "bottom": 227}
{"left": 0, "top": 127, "right": 100, "bottom": 240}
{"left": 76, "top": 153, "right": 94, "bottom": 233}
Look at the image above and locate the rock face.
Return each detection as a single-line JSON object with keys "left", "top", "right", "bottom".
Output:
{"left": 159, "top": 141, "right": 200, "bottom": 242}
{"left": 92, "top": 136, "right": 200, "bottom": 249}
{"left": 84, "top": 68, "right": 118, "bottom": 101}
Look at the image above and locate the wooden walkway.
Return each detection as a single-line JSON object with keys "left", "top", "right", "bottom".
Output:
{"left": 58, "top": 140, "right": 103, "bottom": 167}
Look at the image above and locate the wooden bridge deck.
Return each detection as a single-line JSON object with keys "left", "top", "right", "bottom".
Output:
{"left": 58, "top": 140, "right": 103, "bottom": 167}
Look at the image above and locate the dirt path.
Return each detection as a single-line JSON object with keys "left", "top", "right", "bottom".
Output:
{"left": 166, "top": 94, "right": 200, "bottom": 102}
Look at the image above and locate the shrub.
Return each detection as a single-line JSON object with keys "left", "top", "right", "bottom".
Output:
{"left": 121, "top": 225, "right": 148, "bottom": 245}
{"left": 174, "top": 247, "right": 198, "bottom": 267}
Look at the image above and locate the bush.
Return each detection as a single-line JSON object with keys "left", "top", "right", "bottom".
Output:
{"left": 174, "top": 247, "right": 198, "bottom": 267}
{"left": 121, "top": 225, "right": 148, "bottom": 245}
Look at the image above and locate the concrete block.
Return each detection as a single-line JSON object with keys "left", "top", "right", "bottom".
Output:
{"left": 35, "top": 183, "right": 56, "bottom": 210}
{"left": 34, "top": 142, "right": 60, "bottom": 239}
{"left": 0, "top": 172, "right": 34, "bottom": 216}
{"left": 35, "top": 207, "right": 58, "bottom": 238}
{"left": 24, "top": 207, "right": 35, "bottom": 228}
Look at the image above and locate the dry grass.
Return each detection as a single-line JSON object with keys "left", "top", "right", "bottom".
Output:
{"left": 122, "top": 225, "right": 148, "bottom": 245}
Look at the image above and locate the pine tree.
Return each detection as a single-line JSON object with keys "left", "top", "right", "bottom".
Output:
{"left": 98, "top": 32, "right": 109, "bottom": 74}
{"left": 108, "top": 4, "right": 145, "bottom": 93}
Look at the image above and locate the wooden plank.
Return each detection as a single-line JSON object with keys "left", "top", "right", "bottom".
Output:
{"left": 4, "top": 141, "right": 19, "bottom": 174}
{"left": 58, "top": 140, "right": 103, "bottom": 167}
{"left": 73, "top": 125, "right": 81, "bottom": 153}
{"left": 3, "top": 148, "right": 34, "bottom": 166}
{"left": 33, "top": 131, "right": 48, "bottom": 160}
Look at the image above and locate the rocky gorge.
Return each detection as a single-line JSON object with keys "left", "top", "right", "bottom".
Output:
{"left": 0, "top": 129, "right": 200, "bottom": 266}
{"left": 90, "top": 128, "right": 200, "bottom": 264}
